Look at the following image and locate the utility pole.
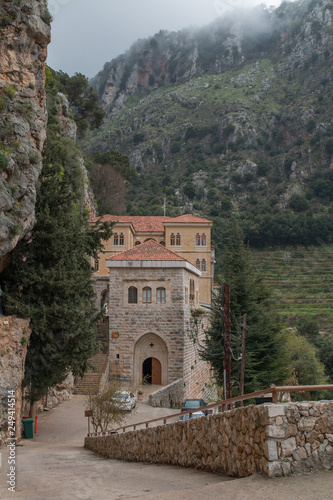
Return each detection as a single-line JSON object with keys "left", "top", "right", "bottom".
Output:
{"left": 223, "top": 284, "right": 231, "bottom": 405}
{"left": 239, "top": 313, "right": 247, "bottom": 407}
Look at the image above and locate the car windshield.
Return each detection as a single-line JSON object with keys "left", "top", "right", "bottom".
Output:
{"left": 184, "top": 400, "right": 202, "bottom": 407}
{"left": 115, "top": 392, "right": 130, "bottom": 401}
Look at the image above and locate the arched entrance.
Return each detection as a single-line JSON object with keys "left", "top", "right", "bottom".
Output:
{"left": 134, "top": 333, "right": 168, "bottom": 385}
{"left": 143, "top": 357, "right": 161, "bottom": 385}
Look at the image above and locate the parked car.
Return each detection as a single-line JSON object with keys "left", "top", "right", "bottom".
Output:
{"left": 111, "top": 391, "right": 136, "bottom": 411}
{"left": 178, "top": 411, "right": 205, "bottom": 421}
{"left": 181, "top": 399, "right": 208, "bottom": 415}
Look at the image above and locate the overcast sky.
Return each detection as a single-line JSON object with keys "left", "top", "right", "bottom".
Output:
{"left": 47, "top": 0, "right": 283, "bottom": 79}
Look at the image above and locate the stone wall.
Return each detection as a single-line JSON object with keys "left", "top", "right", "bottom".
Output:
{"left": 85, "top": 401, "right": 333, "bottom": 478}
{"left": 149, "top": 379, "right": 184, "bottom": 408}
{"left": 0, "top": 316, "right": 31, "bottom": 444}
{"left": 108, "top": 266, "right": 192, "bottom": 384}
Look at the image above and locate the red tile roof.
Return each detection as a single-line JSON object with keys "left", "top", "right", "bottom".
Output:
{"left": 107, "top": 239, "right": 185, "bottom": 262}
{"left": 90, "top": 215, "right": 169, "bottom": 233}
{"left": 91, "top": 214, "right": 212, "bottom": 231}
{"left": 164, "top": 214, "right": 213, "bottom": 224}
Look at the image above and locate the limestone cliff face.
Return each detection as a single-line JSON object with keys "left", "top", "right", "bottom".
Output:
{"left": 56, "top": 92, "right": 96, "bottom": 218}
{"left": 0, "top": 316, "right": 31, "bottom": 442}
{"left": 92, "top": 0, "right": 333, "bottom": 117}
{"left": 0, "top": 0, "right": 51, "bottom": 271}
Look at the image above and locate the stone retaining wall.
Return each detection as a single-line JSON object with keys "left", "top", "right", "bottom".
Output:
{"left": 85, "top": 401, "right": 333, "bottom": 478}
{"left": 149, "top": 379, "right": 183, "bottom": 408}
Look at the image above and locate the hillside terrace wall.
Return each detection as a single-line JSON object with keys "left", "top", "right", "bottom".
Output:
{"left": 85, "top": 401, "right": 333, "bottom": 478}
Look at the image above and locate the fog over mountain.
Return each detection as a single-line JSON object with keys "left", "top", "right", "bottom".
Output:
{"left": 47, "top": 0, "right": 284, "bottom": 77}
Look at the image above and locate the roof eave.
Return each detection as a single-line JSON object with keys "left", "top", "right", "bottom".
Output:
{"left": 106, "top": 260, "right": 201, "bottom": 276}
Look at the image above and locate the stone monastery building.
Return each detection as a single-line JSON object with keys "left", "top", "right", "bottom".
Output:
{"left": 92, "top": 214, "right": 215, "bottom": 400}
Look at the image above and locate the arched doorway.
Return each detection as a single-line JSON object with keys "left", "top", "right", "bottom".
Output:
{"left": 134, "top": 333, "right": 168, "bottom": 385}
{"left": 143, "top": 357, "right": 161, "bottom": 385}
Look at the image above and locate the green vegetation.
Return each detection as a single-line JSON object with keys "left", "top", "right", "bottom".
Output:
{"left": 251, "top": 246, "right": 333, "bottom": 331}
{"left": 2, "top": 71, "right": 113, "bottom": 412}
{"left": 48, "top": 68, "right": 105, "bottom": 136}
{"left": 200, "top": 221, "right": 288, "bottom": 394}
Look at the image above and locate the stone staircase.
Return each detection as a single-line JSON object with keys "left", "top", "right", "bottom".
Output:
{"left": 73, "top": 319, "right": 109, "bottom": 395}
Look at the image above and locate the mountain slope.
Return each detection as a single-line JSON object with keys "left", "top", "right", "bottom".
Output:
{"left": 81, "top": 0, "right": 333, "bottom": 249}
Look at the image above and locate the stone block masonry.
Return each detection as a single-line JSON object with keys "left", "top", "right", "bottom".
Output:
{"left": 85, "top": 401, "right": 333, "bottom": 478}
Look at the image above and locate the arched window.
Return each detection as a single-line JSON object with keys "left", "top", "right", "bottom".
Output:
{"left": 195, "top": 259, "right": 201, "bottom": 270}
{"left": 94, "top": 258, "right": 100, "bottom": 272}
{"left": 113, "top": 233, "right": 119, "bottom": 245}
{"left": 170, "top": 233, "right": 175, "bottom": 246}
{"left": 196, "top": 233, "right": 201, "bottom": 246}
{"left": 119, "top": 232, "right": 124, "bottom": 245}
{"left": 128, "top": 286, "right": 138, "bottom": 304}
{"left": 135, "top": 241, "right": 141, "bottom": 245}
{"left": 176, "top": 233, "right": 181, "bottom": 245}
{"left": 157, "top": 287, "right": 166, "bottom": 304}
{"left": 201, "top": 259, "right": 207, "bottom": 272}
{"left": 201, "top": 233, "right": 207, "bottom": 246}
{"left": 143, "top": 287, "right": 152, "bottom": 304}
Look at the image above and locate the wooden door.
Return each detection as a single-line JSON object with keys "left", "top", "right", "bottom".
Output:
{"left": 151, "top": 357, "right": 161, "bottom": 385}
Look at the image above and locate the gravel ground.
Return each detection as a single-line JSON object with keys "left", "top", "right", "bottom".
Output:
{"left": 0, "top": 396, "right": 332, "bottom": 500}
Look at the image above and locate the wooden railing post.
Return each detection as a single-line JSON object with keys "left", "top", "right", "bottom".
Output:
{"left": 271, "top": 385, "right": 278, "bottom": 404}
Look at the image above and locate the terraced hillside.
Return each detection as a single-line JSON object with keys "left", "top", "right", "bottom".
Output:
{"left": 252, "top": 245, "right": 333, "bottom": 331}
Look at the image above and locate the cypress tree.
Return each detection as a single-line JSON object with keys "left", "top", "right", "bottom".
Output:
{"left": 200, "top": 220, "right": 288, "bottom": 395}
{"left": 3, "top": 162, "right": 112, "bottom": 409}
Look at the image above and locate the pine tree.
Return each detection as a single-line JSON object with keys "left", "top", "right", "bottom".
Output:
{"left": 3, "top": 162, "right": 112, "bottom": 408}
{"left": 200, "top": 220, "right": 288, "bottom": 395}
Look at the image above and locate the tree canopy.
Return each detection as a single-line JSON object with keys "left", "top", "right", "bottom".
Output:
{"left": 47, "top": 68, "right": 105, "bottom": 136}
{"left": 200, "top": 220, "right": 289, "bottom": 395}
{"left": 3, "top": 161, "right": 112, "bottom": 406}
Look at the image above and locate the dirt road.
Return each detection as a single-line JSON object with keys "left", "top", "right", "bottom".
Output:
{"left": 0, "top": 396, "right": 332, "bottom": 500}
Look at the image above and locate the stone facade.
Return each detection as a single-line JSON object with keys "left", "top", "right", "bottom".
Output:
{"left": 108, "top": 264, "right": 210, "bottom": 399}
{"left": 85, "top": 401, "right": 333, "bottom": 479}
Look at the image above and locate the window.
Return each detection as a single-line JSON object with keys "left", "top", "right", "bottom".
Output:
{"left": 190, "top": 279, "right": 195, "bottom": 302}
{"left": 201, "top": 233, "right": 207, "bottom": 246}
{"left": 135, "top": 241, "right": 141, "bottom": 245}
{"left": 176, "top": 233, "right": 181, "bottom": 245}
{"left": 94, "top": 258, "right": 100, "bottom": 272}
{"left": 160, "top": 241, "right": 165, "bottom": 246}
{"left": 201, "top": 259, "right": 207, "bottom": 272}
{"left": 196, "top": 233, "right": 201, "bottom": 246}
{"left": 128, "top": 286, "right": 138, "bottom": 304}
{"left": 170, "top": 233, "right": 175, "bottom": 245}
{"left": 119, "top": 232, "right": 124, "bottom": 245}
{"left": 157, "top": 287, "right": 166, "bottom": 304}
{"left": 185, "top": 287, "right": 188, "bottom": 304}
{"left": 113, "top": 233, "right": 118, "bottom": 245}
{"left": 143, "top": 287, "right": 152, "bottom": 304}
{"left": 195, "top": 259, "right": 201, "bottom": 270}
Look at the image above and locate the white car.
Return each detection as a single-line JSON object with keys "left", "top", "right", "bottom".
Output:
{"left": 112, "top": 391, "right": 136, "bottom": 411}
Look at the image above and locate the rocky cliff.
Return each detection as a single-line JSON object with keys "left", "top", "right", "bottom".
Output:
{"left": 0, "top": 0, "right": 51, "bottom": 272}
{"left": 92, "top": 0, "right": 331, "bottom": 114}
{"left": 84, "top": 0, "right": 333, "bottom": 249}
{"left": 0, "top": 316, "right": 31, "bottom": 443}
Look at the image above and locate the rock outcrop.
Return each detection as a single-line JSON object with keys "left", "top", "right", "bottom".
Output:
{"left": 0, "top": 0, "right": 51, "bottom": 272}
{"left": 0, "top": 316, "right": 31, "bottom": 443}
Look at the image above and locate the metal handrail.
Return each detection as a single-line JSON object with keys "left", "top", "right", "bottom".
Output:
{"left": 86, "top": 384, "right": 333, "bottom": 437}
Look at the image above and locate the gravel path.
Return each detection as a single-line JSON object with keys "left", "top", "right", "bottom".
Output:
{"left": 0, "top": 396, "right": 332, "bottom": 499}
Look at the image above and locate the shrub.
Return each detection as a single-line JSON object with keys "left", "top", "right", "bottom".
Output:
{"left": 289, "top": 194, "right": 309, "bottom": 212}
